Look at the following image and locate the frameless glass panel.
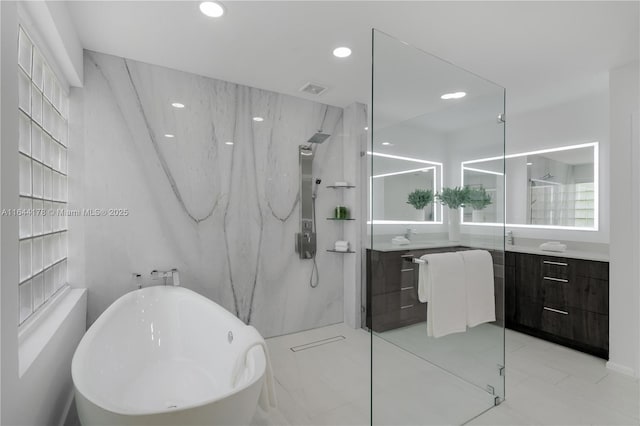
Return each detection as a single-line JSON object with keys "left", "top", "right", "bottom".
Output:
{"left": 370, "top": 30, "right": 505, "bottom": 425}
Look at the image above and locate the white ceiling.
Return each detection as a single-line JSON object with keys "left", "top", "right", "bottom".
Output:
{"left": 66, "top": 1, "right": 639, "bottom": 113}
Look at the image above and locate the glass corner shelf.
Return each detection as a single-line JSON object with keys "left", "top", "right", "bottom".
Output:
{"left": 326, "top": 249, "right": 356, "bottom": 253}
{"left": 326, "top": 185, "right": 356, "bottom": 189}
{"left": 326, "top": 218, "right": 356, "bottom": 220}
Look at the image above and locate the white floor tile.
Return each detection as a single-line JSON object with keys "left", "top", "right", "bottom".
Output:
{"left": 259, "top": 323, "right": 638, "bottom": 426}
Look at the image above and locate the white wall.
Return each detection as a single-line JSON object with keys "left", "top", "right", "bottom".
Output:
{"left": 75, "top": 51, "right": 347, "bottom": 338}
{"left": 608, "top": 61, "right": 640, "bottom": 377}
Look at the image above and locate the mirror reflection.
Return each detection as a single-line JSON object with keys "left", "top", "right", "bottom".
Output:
{"left": 462, "top": 143, "right": 597, "bottom": 228}
{"left": 370, "top": 153, "right": 442, "bottom": 222}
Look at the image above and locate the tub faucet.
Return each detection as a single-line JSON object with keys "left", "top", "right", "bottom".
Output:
{"left": 151, "top": 269, "right": 181, "bottom": 286}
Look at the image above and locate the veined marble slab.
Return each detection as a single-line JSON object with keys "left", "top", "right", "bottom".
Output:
{"left": 75, "top": 50, "right": 346, "bottom": 337}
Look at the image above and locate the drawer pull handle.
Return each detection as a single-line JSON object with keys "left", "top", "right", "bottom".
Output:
{"left": 543, "top": 261, "right": 568, "bottom": 266}
{"left": 400, "top": 254, "right": 414, "bottom": 258}
{"left": 401, "top": 268, "right": 414, "bottom": 272}
{"left": 401, "top": 286, "right": 413, "bottom": 291}
{"left": 544, "top": 277, "right": 568, "bottom": 283}
{"left": 543, "top": 307, "right": 569, "bottom": 315}
{"left": 400, "top": 304, "right": 414, "bottom": 310}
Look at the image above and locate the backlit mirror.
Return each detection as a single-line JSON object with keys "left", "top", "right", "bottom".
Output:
{"left": 370, "top": 152, "right": 443, "bottom": 223}
{"left": 462, "top": 142, "right": 598, "bottom": 229}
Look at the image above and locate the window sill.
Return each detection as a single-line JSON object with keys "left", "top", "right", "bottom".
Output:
{"left": 18, "top": 286, "right": 87, "bottom": 377}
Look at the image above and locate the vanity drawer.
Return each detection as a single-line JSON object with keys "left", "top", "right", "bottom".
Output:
{"left": 541, "top": 258, "right": 570, "bottom": 280}
{"left": 540, "top": 304, "right": 573, "bottom": 340}
{"left": 540, "top": 305, "right": 608, "bottom": 350}
{"left": 400, "top": 264, "right": 416, "bottom": 287}
{"left": 567, "top": 277, "right": 608, "bottom": 314}
{"left": 370, "top": 291, "right": 425, "bottom": 331}
{"left": 542, "top": 276, "right": 608, "bottom": 315}
{"left": 573, "top": 259, "right": 609, "bottom": 280}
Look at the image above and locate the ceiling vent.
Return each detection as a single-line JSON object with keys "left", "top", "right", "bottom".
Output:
{"left": 299, "top": 82, "right": 328, "bottom": 96}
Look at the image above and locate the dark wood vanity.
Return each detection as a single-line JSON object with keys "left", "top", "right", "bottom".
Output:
{"left": 366, "top": 246, "right": 504, "bottom": 332}
{"left": 505, "top": 251, "right": 609, "bottom": 358}
{"left": 366, "top": 246, "right": 609, "bottom": 359}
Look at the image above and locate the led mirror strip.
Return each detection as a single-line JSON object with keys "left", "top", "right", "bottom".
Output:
{"left": 460, "top": 141, "right": 599, "bottom": 231}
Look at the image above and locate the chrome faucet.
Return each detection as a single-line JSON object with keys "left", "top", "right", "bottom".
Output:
{"left": 151, "top": 268, "right": 181, "bottom": 286}
{"left": 404, "top": 228, "right": 415, "bottom": 240}
{"left": 506, "top": 231, "right": 514, "bottom": 245}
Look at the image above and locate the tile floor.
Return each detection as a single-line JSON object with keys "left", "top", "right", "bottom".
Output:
{"left": 253, "top": 322, "right": 640, "bottom": 426}
{"left": 380, "top": 322, "right": 504, "bottom": 397}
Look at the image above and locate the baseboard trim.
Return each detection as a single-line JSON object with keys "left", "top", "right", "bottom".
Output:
{"left": 605, "top": 361, "right": 636, "bottom": 377}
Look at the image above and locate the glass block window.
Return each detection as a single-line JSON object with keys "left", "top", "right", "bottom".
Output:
{"left": 18, "top": 26, "right": 69, "bottom": 325}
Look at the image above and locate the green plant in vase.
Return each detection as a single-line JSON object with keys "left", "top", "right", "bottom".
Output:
{"left": 407, "top": 189, "right": 434, "bottom": 221}
{"left": 436, "top": 186, "right": 470, "bottom": 242}
{"left": 467, "top": 187, "right": 492, "bottom": 210}
{"left": 435, "top": 186, "right": 470, "bottom": 209}
{"left": 467, "top": 186, "right": 492, "bottom": 223}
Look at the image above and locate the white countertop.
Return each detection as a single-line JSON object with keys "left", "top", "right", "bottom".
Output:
{"left": 370, "top": 240, "right": 609, "bottom": 262}
{"left": 371, "top": 241, "right": 462, "bottom": 252}
{"left": 505, "top": 244, "right": 609, "bottom": 262}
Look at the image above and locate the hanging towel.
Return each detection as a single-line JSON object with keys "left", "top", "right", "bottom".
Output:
{"left": 231, "top": 326, "right": 278, "bottom": 410}
{"left": 459, "top": 250, "right": 496, "bottom": 327}
{"left": 418, "top": 252, "right": 467, "bottom": 338}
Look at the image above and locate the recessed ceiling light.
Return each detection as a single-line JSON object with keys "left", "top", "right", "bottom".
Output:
{"left": 164, "top": 134, "right": 175, "bottom": 138}
{"left": 381, "top": 142, "right": 392, "bottom": 146}
{"left": 253, "top": 116, "right": 264, "bottom": 122}
{"left": 440, "top": 92, "right": 466, "bottom": 100}
{"left": 225, "top": 141, "right": 234, "bottom": 145}
{"left": 199, "top": 1, "right": 225, "bottom": 18}
{"left": 171, "top": 102, "right": 185, "bottom": 108}
{"left": 333, "top": 47, "right": 352, "bottom": 58}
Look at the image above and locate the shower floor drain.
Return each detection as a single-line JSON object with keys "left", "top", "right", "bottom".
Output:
{"left": 290, "top": 335, "right": 345, "bottom": 352}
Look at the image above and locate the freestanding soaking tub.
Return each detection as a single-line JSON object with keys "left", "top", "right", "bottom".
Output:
{"left": 72, "top": 286, "right": 275, "bottom": 425}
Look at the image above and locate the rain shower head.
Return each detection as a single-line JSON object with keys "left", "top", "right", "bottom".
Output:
{"left": 307, "top": 132, "right": 331, "bottom": 144}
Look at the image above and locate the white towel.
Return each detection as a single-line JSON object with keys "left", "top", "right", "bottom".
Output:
{"left": 418, "top": 252, "right": 467, "bottom": 338}
{"left": 459, "top": 250, "right": 496, "bottom": 327}
{"left": 231, "top": 327, "right": 278, "bottom": 411}
{"left": 539, "top": 242, "right": 567, "bottom": 252}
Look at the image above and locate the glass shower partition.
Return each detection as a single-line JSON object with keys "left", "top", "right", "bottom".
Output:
{"left": 369, "top": 30, "right": 506, "bottom": 425}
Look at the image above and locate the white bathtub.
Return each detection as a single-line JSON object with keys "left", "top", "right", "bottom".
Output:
{"left": 72, "top": 286, "right": 272, "bottom": 426}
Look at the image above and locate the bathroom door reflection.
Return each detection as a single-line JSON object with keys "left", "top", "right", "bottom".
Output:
{"left": 370, "top": 29, "right": 505, "bottom": 425}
